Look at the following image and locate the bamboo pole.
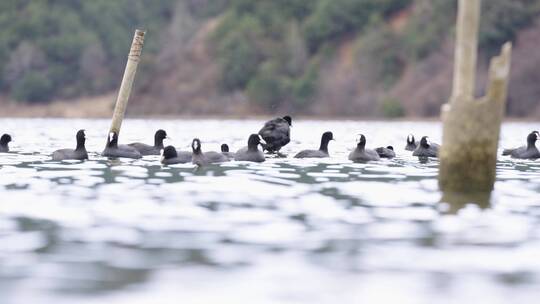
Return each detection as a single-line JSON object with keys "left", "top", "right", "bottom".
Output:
{"left": 439, "top": 0, "right": 512, "bottom": 203}
{"left": 107, "top": 29, "right": 146, "bottom": 139}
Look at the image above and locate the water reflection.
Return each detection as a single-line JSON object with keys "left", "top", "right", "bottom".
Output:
{"left": 440, "top": 191, "right": 491, "bottom": 214}
{"left": 1, "top": 119, "right": 540, "bottom": 303}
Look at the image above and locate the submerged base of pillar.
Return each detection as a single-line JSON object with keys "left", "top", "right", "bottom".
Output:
{"left": 439, "top": 42, "right": 511, "bottom": 195}
{"left": 441, "top": 190, "right": 491, "bottom": 214}
{"left": 439, "top": 97, "right": 503, "bottom": 194}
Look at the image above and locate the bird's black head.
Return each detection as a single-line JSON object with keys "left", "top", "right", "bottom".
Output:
{"left": 107, "top": 132, "right": 119, "bottom": 147}
{"left": 76, "top": 130, "right": 86, "bottom": 148}
{"left": 527, "top": 131, "right": 540, "bottom": 146}
{"left": 1, "top": 134, "right": 12, "bottom": 145}
{"left": 221, "top": 144, "right": 229, "bottom": 153}
{"left": 357, "top": 134, "right": 366, "bottom": 148}
{"left": 191, "top": 138, "right": 202, "bottom": 154}
{"left": 319, "top": 131, "right": 334, "bottom": 151}
{"left": 322, "top": 131, "right": 334, "bottom": 142}
{"left": 155, "top": 129, "right": 167, "bottom": 147}
{"left": 162, "top": 145, "right": 178, "bottom": 159}
{"left": 283, "top": 116, "right": 292, "bottom": 126}
{"left": 248, "top": 134, "right": 264, "bottom": 150}
{"left": 387, "top": 146, "right": 394, "bottom": 151}
{"left": 420, "top": 136, "right": 431, "bottom": 148}
{"left": 407, "top": 134, "right": 415, "bottom": 144}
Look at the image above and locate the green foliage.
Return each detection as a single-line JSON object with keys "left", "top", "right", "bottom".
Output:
{"left": 480, "top": 0, "right": 540, "bottom": 56}
{"left": 352, "top": 0, "right": 449, "bottom": 96}
{"left": 379, "top": 96, "right": 405, "bottom": 118}
{"left": 246, "top": 57, "right": 319, "bottom": 111}
{"left": 402, "top": 0, "right": 456, "bottom": 61}
{"left": 247, "top": 61, "right": 286, "bottom": 109}
{"left": 303, "top": 0, "right": 411, "bottom": 53}
{"left": 213, "top": 0, "right": 412, "bottom": 111}
{"left": 290, "top": 60, "right": 319, "bottom": 107}
{"left": 213, "top": 1, "right": 315, "bottom": 110}
{"left": 11, "top": 72, "right": 53, "bottom": 103}
{"left": 2, "top": 0, "right": 540, "bottom": 110}
{"left": 356, "top": 0, "right": 540, "bottom": 97}
{"left": 0, "top": 0, "right": 175, "bottom": 103}
{"left": 187, "top": 0, "right": 229, "bottom": 18}
{"left": 357, "top": 25, "right": 405, "bottom": 88}
{"left": 214, "top": 15, "right": 263, "bottom": 90}
{"left": 401, "top": 0, "right": 540, "bottom": 62}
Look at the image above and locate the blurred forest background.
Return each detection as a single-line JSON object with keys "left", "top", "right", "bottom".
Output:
{"left": 1, "top": 0, "right": 540, "bottom": 118}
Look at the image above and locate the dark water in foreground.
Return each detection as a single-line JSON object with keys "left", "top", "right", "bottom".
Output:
{"left": 1, "top": 119, "right": 540, "bottom": 304}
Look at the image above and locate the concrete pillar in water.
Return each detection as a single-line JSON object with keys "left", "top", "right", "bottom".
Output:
{"left": 451, "top": 0, "right": 480, "bottom": 100}
{"left": 107, "top": 29, "right": 146, "bottom": 139}
{"left": 439, "top": 0, "right": 512, "bottom": 199}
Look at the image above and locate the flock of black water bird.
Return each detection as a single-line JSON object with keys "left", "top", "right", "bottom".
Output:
{"left": 1, "top": 117, "right": 540, "bottom": 164}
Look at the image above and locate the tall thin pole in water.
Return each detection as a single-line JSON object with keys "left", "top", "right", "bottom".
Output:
{"left": 107, "top": 29, "right": 146, "bottom": 139}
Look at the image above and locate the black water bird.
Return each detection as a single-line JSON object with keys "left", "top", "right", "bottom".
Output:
{"left": 348, "top": 134, "right": 380, "bottom": 162}
{"left": 161, "top": 145, "right": 191, "bottom": 165}
{"left": 175, "top": 148, "right": 193, "bottom": 162}
{"left": 191, "top": 138, "right": 228, "bottom": 166}
{"left": 52, "top": 130, "right": 88, "bottom": 161}
{"left": 128, "top": 129, "right": 168, "bottom": 156}
{"left": 405, "top": 134, "right": 418, "bottom": 151}
{"left": 102, "top": 132, "right": 142, "bottom": 159}
{"left": 294, "top": 131, "right": 334, "bottom": 158}
{"left": 375, "top": 146, "right": 396, "bottom": 159}
{"left": 258, "top": 115, "right": 292, "bottom": 153}
{"left": 234, "top": 134, "right": 265, "bottom": 162}
{"left": 413, "top": 136, "right": 439, "bottom": 157}
{"left": 221, "top": 144, "right": 235, "bottom": 160}
{"left": 0, "top": 134, "right": 12, "bottom": 153}
{"left": 502, "top": 131, "right": 540, "bottom": 159}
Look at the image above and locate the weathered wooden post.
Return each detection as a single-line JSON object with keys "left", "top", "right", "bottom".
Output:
{"left": 439, "top": 0, "right": 512, "bottom": 206}
{"left": 106, "top": 29, "right": 146, "bottom": 140}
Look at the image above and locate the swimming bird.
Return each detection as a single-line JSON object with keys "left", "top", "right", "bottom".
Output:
{"left": 52, "top": 130, "right": 88, "bottom": 161}
{"left": 0, "top": 134, "right": 12, "bottom": 153}
{"left": 375, "top": 146, "right": 396, "bottom": 159}
{"left": 234, "top": 134, "right": 265, "bottom": 162}
{"left": 502, "top": 131, "right": 540, "bottom": 159}
{"left": 175, "top": 148, "right": 193, "bottom": 162}
{"left": 128, "top": 129, "right": 168, "bottom": 156}
{"left": 191, "top": 138, "right": 228, "bottom": 166}
{"left": 405, "top": 134, "right": 418, "bottom": 151}
{"left": 348, "top": 134, "right": 380, "bottom": 162}
{"left": 294, "top": 131, "right": 334, "bottom": 158}
{"left": 221, "top": 144, "right": 235, "bottom": 160}
{"left": 161, "top": 145, "right": 191, "bottom": 165}
{"left": 258, "top": 115, "right": 292, "bottom": 153}
{"left": 413, "top": 136, "right": 439, "bottom": 157}
{"left": 102, "top": 132, "right": 142, "bottom": 159}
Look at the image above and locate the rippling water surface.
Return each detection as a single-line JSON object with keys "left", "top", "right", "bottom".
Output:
{"left": 1, "top": 118, "right": 540, "bottom": 304}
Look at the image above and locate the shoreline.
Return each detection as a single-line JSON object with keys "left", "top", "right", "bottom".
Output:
{"left": 1, "top": 96, "right": 538, "bottom": 122}
{"left": 0, "top": 115, "right": 538, "bottom": 123}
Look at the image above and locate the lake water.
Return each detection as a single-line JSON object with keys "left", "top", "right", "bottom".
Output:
{"left": 1, "top": 118, "right": 540, "bottom": 304}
